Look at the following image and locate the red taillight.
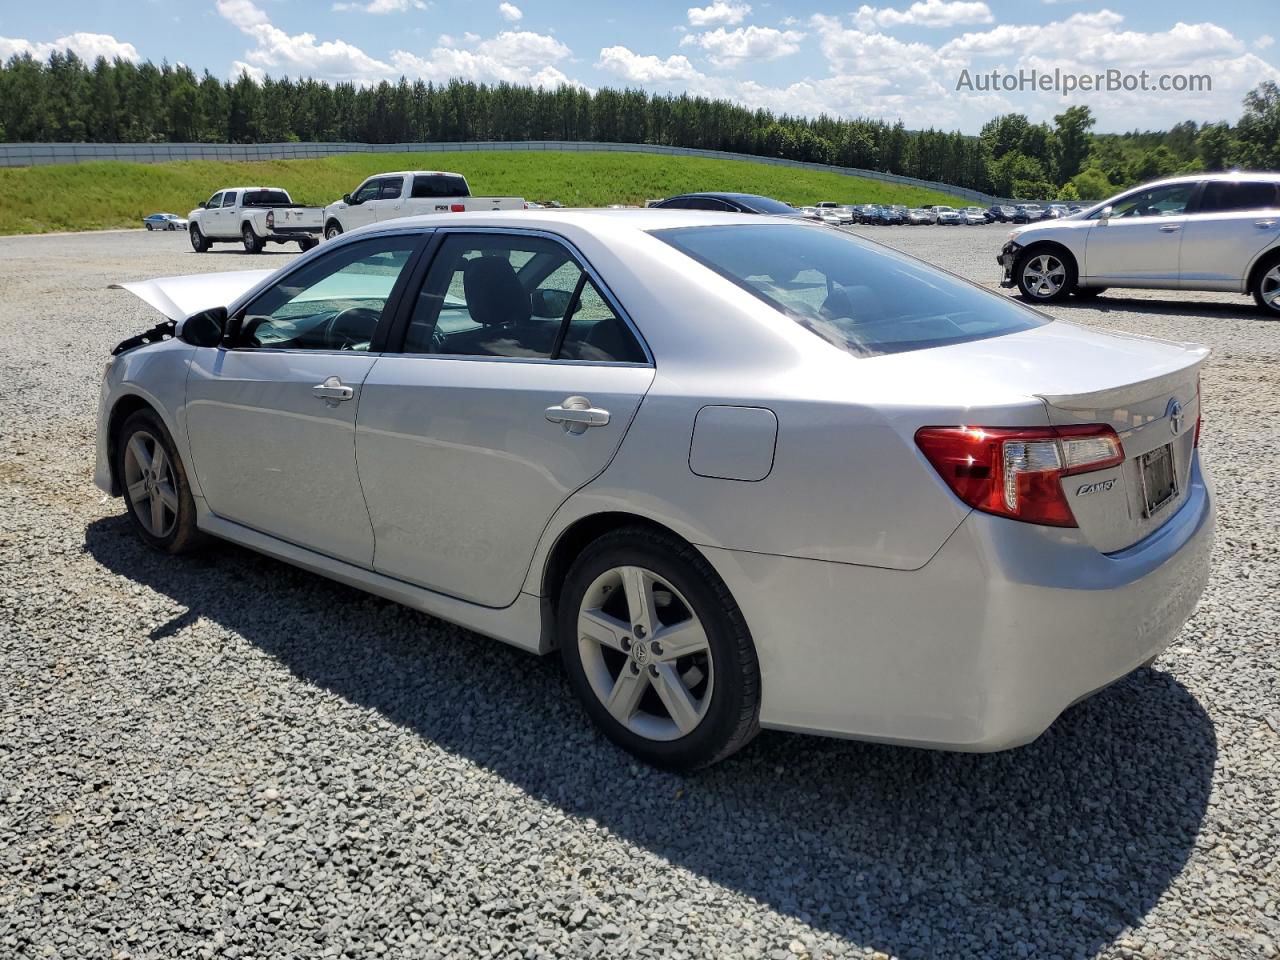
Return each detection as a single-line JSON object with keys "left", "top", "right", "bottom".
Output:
{"left": 450, "top": 203, "right": 465, "bottom": 212}
{"left": 1194, "top": 375, "right": 1202, "bottom": 448}
{"left": 915, "top": 424, "right": 1124, "bottom": 527}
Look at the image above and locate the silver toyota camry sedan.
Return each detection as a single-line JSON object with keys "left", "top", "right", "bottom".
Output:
{"left": 96, "top": 210, "right": 1214, "bottom": 769}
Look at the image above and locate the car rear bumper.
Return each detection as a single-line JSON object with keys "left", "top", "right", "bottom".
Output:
{"left": 267, "top": 226, "right": 322, "bottom": 238}
{"left": 700, "top": 453, "right": 1214, "bottom": 751}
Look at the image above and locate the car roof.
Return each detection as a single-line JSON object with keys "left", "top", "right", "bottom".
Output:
{"left": 214, "top": 186, "right": 289, "bottom": 193}
{"left": 666, "top": 192, "right": 768, "bottom": 201}
{"left": 358, "top": 170, "right": 465, "bottom": 179}
{"left": 360, "top": 207, "right": 815, "bottom": 237}
{"left": 1125, "top": 170, "right": 1280, "bottom": 191}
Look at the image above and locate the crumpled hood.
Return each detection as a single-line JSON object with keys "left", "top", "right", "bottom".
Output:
{"left": 110, "top": 269, "right": 274, "bottom": 322}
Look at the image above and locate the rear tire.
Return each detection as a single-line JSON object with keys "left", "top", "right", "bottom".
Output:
{"left": 298, "top": 237, "right": 319, "bottom": 252}
{"left": 1251, "top": 254, "right": 1280, "bottom": 318}
{"left": 115, "top": 409, "right": 204, "bottom": 555}
{"left": 324, "top": 220, "right": 343, "bottom": 241}
{"left": 558, "top": 527, "right": 760, "bottom": 770}
{"left": 242, "top": 224, "right": 264, "bottom": 254}
{"left": 1015, "top": 246, "right": 1077, "bottom": 302}
{"left": 189, "top": 225, "right": 210, "bottom": 253}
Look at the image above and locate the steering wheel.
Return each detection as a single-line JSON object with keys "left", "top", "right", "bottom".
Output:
{"left": 324, "top": 305, "right": 381, "bottom": 350}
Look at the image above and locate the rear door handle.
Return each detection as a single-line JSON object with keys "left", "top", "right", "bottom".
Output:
{"left": 313, "top": 375, "right": 354, "bottom": 403}
{"left": 1159, "top": 224, "right": 1181, "bottom": 233}
{"left": 546, "top": 396, "right": 610, "bottom": 434}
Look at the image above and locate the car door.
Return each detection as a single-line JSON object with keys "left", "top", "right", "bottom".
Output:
{"left": 342, "top": 178, "right": 383, "bottom": 231}
{"left": 372, "top": 176, "right": 406, "bottom": 222}
{"left": 202, "top": 192, "right": 224, "bottom": 235}
{"left": 184, "top": 233, "right": 425, "bottom": 566}
{"left": 1178, "top": 180, "right": 1280, "bottom": 290}
{"left": 355, "top": 229, "right": 655, "bottom": 607}
{"left": 214, "top": 191, "right": 240, "bottom": 238}
{"left": 1082, "top": 182, "right": 1197, "bottom": 287}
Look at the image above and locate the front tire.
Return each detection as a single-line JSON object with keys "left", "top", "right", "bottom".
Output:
{"left": 1251, "top": 255, "right": 1280, "bottom": 318}
{"left": 189, "top": 225, "right": 210, "bottom": 253}
{"left": 145, "top": 223, "right": 154, "bottom": 231}
{"left": 558, "top": 527, "right": 760, "bottom": 770}
{"left": 242, "top": 224, "right": 264, "bottom": 254}
{"left": 324, "top": 220, "right": 343, "bottom": 241}
{"left": 1015, "top": 246, "right": 1077, "bottom": 302}
{"left": 115, "top": 409, "right": 203, "bottom": 555}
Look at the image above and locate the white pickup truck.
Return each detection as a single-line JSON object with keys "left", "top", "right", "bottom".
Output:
{"left": 322, "top": 171, "right": 525, "bottom": 240}
{"left": 188, "top": 187, "right": 323, "bottom": 254}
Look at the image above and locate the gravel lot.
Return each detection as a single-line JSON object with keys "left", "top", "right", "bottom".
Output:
{"left": 1, "top": 224, "right": 1277, "bottom": 960}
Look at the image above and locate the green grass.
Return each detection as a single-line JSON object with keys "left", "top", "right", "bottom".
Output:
{"left": 0, "top": 150, "right": 959, "bottom": 236}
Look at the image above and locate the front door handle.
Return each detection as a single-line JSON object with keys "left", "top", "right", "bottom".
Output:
{"left": 1159, "top": 224, "right": 1181, "bottom": 233}
{"left": 546, "top": 396, "right": 610, "bottom": 434}
{"left": 313, "top": 375, "right": 354, "bottom": 404}
{"left": 1256, "top": 220, "right": 1277, "bottom": 229}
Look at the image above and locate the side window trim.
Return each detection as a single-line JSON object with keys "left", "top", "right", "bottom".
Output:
{"left": 228, "top": 231, "right": 429, "bottom": 354}
{"left": 385, "top": 227, "right": 653, "bottom": 366}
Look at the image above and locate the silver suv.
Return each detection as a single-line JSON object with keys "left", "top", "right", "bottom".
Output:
{"left": 998, "top": 172, "right": 1280, "bottom": 316}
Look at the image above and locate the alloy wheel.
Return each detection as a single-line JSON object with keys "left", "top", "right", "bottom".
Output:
{"left": 1023, "top": 254, "right": 1066, "bottom": 298}
{"left": 1262, "top": 266, "right": 1280, "bottom": 311}
{"left": 122, "top": 429, "right": 179, "bottom": 538}
{"left": 576, "top": 565, "right": 714, "bottom": 742}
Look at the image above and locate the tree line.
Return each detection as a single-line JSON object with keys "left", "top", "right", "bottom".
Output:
{"left": 1, "top": 51, "right": 1277, "bottom": 200}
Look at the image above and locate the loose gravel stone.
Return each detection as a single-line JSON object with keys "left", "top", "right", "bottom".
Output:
{"left": 0, "top": 225, "right": 1277, "bottom": 959}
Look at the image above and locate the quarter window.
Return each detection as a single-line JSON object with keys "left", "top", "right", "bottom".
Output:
{"left": 1198, "top": 181, "right": 1279, "bottom": 213}
{"left": 237, "top": 236, "right": 419, "bottom": 351}
{"left": 402, "top": 233, "right": 644, "bottom": 362}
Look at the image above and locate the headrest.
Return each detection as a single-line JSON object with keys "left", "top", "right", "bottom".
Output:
{"left": 463, "top": 256, "right": 530, "bottom": 326}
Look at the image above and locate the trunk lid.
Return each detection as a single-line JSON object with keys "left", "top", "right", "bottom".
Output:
{"left": 883, "top": 321, "right": 1208, "bottom": 552}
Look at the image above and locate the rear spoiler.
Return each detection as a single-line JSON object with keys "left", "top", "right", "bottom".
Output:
{"left": 109, "top": 269, "right": 273, "bottom": 356}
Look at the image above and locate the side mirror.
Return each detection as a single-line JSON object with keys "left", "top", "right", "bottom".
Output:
{"left": 198, "top": 202, "right": 207, "bottom": 209}
{"left": 342, "top": 193, "right": 353, "bottom": 205}
{"left": 179, "top": 306, "right": 227, "bottom": 348}
{"left": 1099, "top": 205, "right": 1113, "bottom": 221}
{"left": 531, "top": 288, "right": 574, "bottom": 318}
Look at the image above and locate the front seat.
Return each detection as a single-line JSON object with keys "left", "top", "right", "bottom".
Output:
{"left": 457, "top": 256, "right": 546, "bottom": 357}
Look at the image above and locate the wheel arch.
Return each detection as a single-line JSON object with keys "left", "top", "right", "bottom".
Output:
{"left": 537, "top": 511, "right": 706, "bottom": 648}
{"left": 1245, "top": 244, "right": 1280, "bottom": 296}
{"left": 105, "top": 393, "right": 161, "bottom": 496}
{"left": 1017, "top": 238, "right": 1079, "bottom": 276}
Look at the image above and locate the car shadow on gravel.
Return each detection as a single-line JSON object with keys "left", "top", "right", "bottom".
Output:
{"left": 1049, "top": 294, "right": 1268, "bottom": 322}
{"left": 86, "top": 516, "right": 1217, "bottom": 960}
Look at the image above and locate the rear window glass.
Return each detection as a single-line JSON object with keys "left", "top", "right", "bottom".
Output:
{"left": 739, "top": 196, "right": 797, "bottom": 215}
{"left": 412, "top": 175, "right": 470, "bottom": 199}
{"left": 653, "top": 223, "right": 1048, "bottom": 357}
{"left": 242, "top": 190, "right": 291, "bottom": 206}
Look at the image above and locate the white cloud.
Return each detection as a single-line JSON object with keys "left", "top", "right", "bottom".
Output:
{"left": 216, "top": 0, "right": 396, "bottom": 82}
{"left": 596, "top": 46, "right": 704, "bottom": 84}
{"left": 680, "top": 26, "right": 805, "bottom": 67}
{"left": 332, "top": 0, "right": 426, "bottom": 12}
{"left": 853, "top": 0, "right": 993, "bottom": 30}
{"left": 1257, "top": 35, "right": 1275, "bottom": 51}
{"left": 687, "top": 2, "right": 751, "bottom": 27}
{"left": 0, "top": 31, "right": 141, "bottom": 63}
{"left": 218, "top": 0, "right": 574, "bottom": 87}
{"left": 498, "top": 2, "right": 523, "bottom": 22}
{"left": 392, "top": 31, "right": 575, "bottom": 86}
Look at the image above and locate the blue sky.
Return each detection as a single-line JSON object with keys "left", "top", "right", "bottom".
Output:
{"left": 1, "top": 0, "right": 1276, "bottom": 133}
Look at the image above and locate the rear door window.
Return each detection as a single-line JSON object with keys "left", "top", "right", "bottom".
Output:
{"left": 1198, "top": 181, "right": 1280, "bottom": 213}
{"left": 221, "top": 192, "right": 238, "bottom": 208}
{"left": 378, "top": 177, "right": 405, "bottom": 200}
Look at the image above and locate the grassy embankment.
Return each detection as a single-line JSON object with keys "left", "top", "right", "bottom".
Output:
{"left": 0, "top": 150, "right": 959, "bottom": 236}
